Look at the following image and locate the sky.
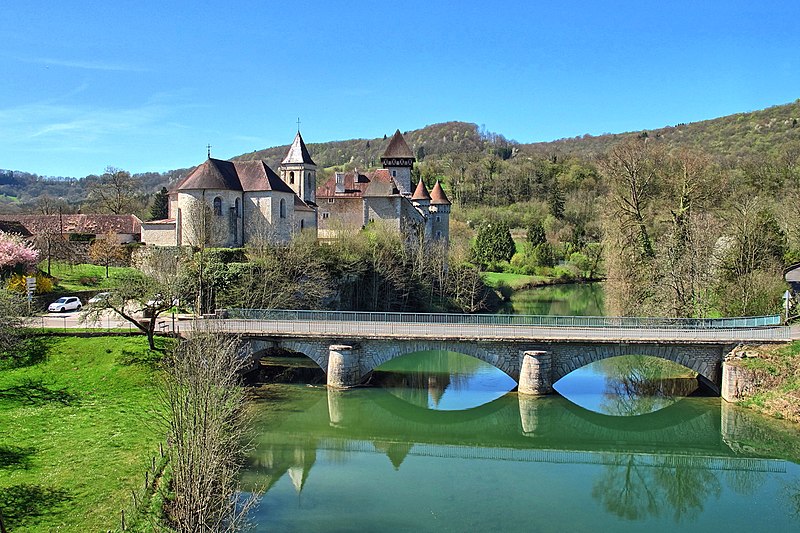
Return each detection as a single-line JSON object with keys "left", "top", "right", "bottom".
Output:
{"left": 2, "top": 0, "right": 799, "bottom": 178}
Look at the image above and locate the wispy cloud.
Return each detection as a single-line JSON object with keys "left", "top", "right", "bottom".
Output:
{"left": 23, "top": 56, "right": 150, "bottom": 73}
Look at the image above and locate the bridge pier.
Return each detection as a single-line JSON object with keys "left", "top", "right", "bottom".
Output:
{"left": 518, "top": 350, "right": 553, "bottom": 396}
{"left": 327, "top": 344, "right": 361, "bottom": 389}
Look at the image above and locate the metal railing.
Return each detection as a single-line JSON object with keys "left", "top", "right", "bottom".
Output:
{"left": 225, "top": 309, "right": 782, "bottom": 330}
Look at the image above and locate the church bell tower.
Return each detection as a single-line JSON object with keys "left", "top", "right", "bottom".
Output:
{"left": 280, "top": 131, "right": 317, "bottom": 205}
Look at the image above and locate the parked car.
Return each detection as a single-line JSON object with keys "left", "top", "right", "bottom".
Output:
{"left": 48, "top": 296, "right": 83, "bottom": 313}
{"left": 88, "top": 292, "right": 111, "bottom": 305}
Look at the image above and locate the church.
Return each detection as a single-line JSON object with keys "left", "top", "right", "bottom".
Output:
{"left": 140, "top": 129, "right": 450, "bottom": 247}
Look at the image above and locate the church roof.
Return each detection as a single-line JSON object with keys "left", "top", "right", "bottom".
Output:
{"left": 430, "top": 180, "right": 452, "bottom": 205}
{"left": 381, "top": 130, "right": 415, "bottom": 159}
{"left": 177, "top": 158, "right": 294, "bottom": 194}
{"left": 294, "top": 195, "right": 315, "bottom": 212}
{"left": 412, "top": 179, "right": 431, "bottom": 201}
{"left": 281, "top": 131, "right": 316, "bottom": 166}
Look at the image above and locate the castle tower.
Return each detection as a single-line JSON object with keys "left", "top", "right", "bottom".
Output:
{"left": 411, "top": 178, "right": 433, "bottom": 238}
{"left": 429, "top": 180, "right": 451, "bottom": 244}
{"left": 280, "top": 131, "right": 317, "bottom": 205}
{"left": 381, "top": 129, "right": 415, "bottom": 196}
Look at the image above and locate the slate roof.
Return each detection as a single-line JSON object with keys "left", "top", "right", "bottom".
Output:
{"left": 412, "top": 179, "right": 431, "bottom": 201}
{"left": 382, "top": 130, "right": 415, "bottom": 159}
{"left": 176, "top": 158, "right": 294, "bottom": 194}
{"left": 430, "top": 181, "right": 452, "bottom": 205}
{"left": 0, "top": 214, "right": 142, "bottom": 235}
{"left": 294, "top": 195, "right": 315, "bottom": 212}
{"left": 281, "top": 132, "right": 316, "bottom": 166}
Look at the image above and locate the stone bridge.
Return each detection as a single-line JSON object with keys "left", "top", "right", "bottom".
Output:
{"left": 223, "top": 309, "right": 789, "bottom": 399}
{"left": 245, "top": 337, "right": 734, "bottom": 398}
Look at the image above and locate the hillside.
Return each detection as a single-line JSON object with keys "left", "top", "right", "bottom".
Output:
{"left": 2, "top": 99, "right": 800, "bottom": 214}
{"left": 522, "top": 99, "right": 800, "bottom": 161}
{"left": 232, "top": 121, "right": 496, "bottom": 169}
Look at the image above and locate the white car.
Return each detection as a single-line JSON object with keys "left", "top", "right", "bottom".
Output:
{"left": 48, "top": 296, "right": 83, "bottom": 313}
{"left": 88, "top": 292, "right": 111, "bottom": 305}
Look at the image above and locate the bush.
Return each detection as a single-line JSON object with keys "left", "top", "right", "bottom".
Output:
{"left": 531, "top": 243, "right": 556, "bottom": 268}
{"left": 472, "top": 222, "right": 516, "bottom": 266}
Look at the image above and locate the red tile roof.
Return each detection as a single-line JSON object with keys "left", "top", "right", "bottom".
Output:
{"left": 430, "top": 181, "right": 452, "bottom": 205}
{"left": 412, "top": 179, "right": 431, "bottom": 201}
{"left": 176, "top": 158, "right": 294, "bottom": 194}
{"left": 0, "top": 214, "right": 142, "bottom": 235}
{"left": 381, "top": 130, "right": 415, "bottom": 159}
{"left": 317, "top": 169, "right": 401, "bottom": 198}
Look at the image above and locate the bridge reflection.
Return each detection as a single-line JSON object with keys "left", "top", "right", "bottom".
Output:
{"left": 243, "top": 386, "right": 787, "bottom": 499}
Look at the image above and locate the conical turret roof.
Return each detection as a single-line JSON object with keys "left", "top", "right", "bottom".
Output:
{"left": 281, "top": 131, "right": 316, "bottom": 166}
{"left": 382, "top": 129, "right": 414, "bottom": 159}
{"left": 430, "top": 180, "right": 451, "bottom": 205}
{"left": 412, "top": 179, "right": 431, "bottom": 201}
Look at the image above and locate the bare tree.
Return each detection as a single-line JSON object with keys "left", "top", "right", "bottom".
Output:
{"left": 183, "top": 197, "right": 224, "bottom": 315}
{"left": 160, "top": 325, "right": 257, "bottom": 531}
{"left": 87, "top": 166, "right": 143, "bottom": 214}
{"left": 88, "top": 231, "right": 126, "bottom": 277}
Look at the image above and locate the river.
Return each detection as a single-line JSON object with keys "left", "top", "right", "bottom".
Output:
{"left": 242, "top": 283, "right": 800, "bottom": 532}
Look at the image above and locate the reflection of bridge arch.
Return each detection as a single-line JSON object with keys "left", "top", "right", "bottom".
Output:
{"left": 242, "top": 337, "right": 730, "bottom": 394}
{"left": 368, "top": 387, "right": 512, "bottom": 425}
{"left": 548, "top": 343, "right": 723, "bottom": 394}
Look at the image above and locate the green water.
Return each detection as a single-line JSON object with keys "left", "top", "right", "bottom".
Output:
{"left": 498, "top": 282, "right": 605, "bottom": 315}
{"left": 243, "top": 283, "right": 800, "bottom": 531}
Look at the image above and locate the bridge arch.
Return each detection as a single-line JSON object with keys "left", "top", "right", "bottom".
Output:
{"left": 548, "top": 343, "right": 723, "bottom": 393}
{"left": 364, "top": 340, "right": 520, "bottom": 380}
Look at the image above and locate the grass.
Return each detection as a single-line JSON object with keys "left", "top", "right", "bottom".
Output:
{"left": 42, "top": 262, "right": 139, "bottom": 292}
{"left": 0, "top": 335, "right": 169, "bottom": 532}
{"left": 736, "top": 341, "right": 800, "bottom": 422}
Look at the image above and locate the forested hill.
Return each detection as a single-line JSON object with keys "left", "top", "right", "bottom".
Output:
{"left": 232, "top": 121, "right": 495, "bottom": 169}
{"left": 2, "top": 99, "right": 799, "bottom": 214}
{"left": 522, "top": 99, "right": 800, "bottom": 161}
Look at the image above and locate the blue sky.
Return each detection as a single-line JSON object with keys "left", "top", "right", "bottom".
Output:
{"left": 2, "top": 1, "right": 799, "bottom": 178}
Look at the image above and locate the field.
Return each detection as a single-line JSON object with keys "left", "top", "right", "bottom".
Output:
{"left": 0, "top": 335, "right": 166, "bottom": 532}
{"left": 43, "top": 262, "right": 139, "bottom": 292}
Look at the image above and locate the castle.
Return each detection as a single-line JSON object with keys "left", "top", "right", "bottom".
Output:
{"left": 140, "top": 129, "right": 450, "bottom": 247}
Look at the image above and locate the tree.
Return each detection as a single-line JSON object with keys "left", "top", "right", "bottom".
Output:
{"left": 88, "top": 232, "right": 125, "bottom": 278}
{"left": 183, "top": 197, "right": 224, "bottom": 315}
{"left": 526, "top": 220, "right": 546, "bottom": 247}
{"left": 0, "top": 290, "right": 27, "bottom": 362}
{"left": 161, "top": 326, "right": 256, "bottom": 530}
{"left": 547, "top": 178, "right": 565, "bottom": 219}
{"left": 0, "top": 232, "right": 39, "bottom": 273}
{"left": 149, "top": 186, "right": 169, "bottom": 221}
{"left": 87, "top": 166, "right": 143, "bottom": 214}
{"left": 472, "top": 222, "right": 515, "bottom": 265}
{"left": 85, "top": 270, "right": 180, "bottom": 350}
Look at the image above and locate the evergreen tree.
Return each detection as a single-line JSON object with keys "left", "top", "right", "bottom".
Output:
{"left": 150, "top": 187, "right": 169, "bottom": 221}
{"left": 473, "top": 222, "right": 515, "bottom": 265}
{"left": 548, "top": 179, "right": 565, "bottom": 219}
{"left": 526, "top": 220, "right": 546, "bottom": 246}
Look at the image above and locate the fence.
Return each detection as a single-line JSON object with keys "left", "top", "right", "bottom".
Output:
{"left": 225, "top": 309, "right": 782, "bottom": 330}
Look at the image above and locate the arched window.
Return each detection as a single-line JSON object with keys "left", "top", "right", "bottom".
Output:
{"left": 289, "top": 171, "right": 295, "bottom": 184}
{"left": 213, "top": 197, "right": 222, "bottom": 216}
{"left": 279, "top": 198, "right": 286, "bottom": 219}
{"left": 300, "top": 219, "right": 304, "bottom": 230}
{"left": 234, "top": 198, "right": 240, "bottom": 218}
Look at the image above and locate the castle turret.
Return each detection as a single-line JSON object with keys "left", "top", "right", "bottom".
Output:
{"left": 280, "top": 131, "right": 317, "bottom": 205}
{"left": 381, "top": 130, "right": 415, "bottom": 196}
{"left": 429, "top": 180, "right": 451, "bottom": 243}
{"left": 412, "top": 178, "right": 433, "bottom": 238}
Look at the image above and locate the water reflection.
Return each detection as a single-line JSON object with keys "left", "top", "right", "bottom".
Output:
{"left": 555, "top": 355, "right": 702, "bottom": 416}
{"left": 498, "top": 282, "right": 605, "bottom": 316}
{"left": 373, "top": 351, "right": 516, "bottom": 410}
{"left": 244, "top": 385, "right": 796, "bottom": 532}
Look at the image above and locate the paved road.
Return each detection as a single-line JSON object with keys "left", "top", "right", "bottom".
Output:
{"left": 217, "top": 318, "right": 791, "bottom": 343}
{"left": 31, "top": 312, "right": 792, "bottom": 343}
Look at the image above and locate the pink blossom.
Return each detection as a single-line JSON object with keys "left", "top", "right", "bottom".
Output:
{"left": 0, "top": 232, "right": 39, "bottom": 270}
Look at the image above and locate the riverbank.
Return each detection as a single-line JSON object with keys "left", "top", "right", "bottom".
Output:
{"left": 726, "top": 341, "right": 800, "bottom": 423}
{"left": 0, "top": 336, "right": 167, "bottom": 532}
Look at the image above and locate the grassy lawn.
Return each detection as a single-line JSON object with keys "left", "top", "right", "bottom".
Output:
{"left": 0, "top": 336, "right": 167, "bottom": 532}
{"left": 43, "top": 262, "right": 140, "bottom": 292}
{"left": 481, "top": 271, "right": 548, "bottom": 290}
{"left": 737, "top": 341, "right": 800, "bottom": 423}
